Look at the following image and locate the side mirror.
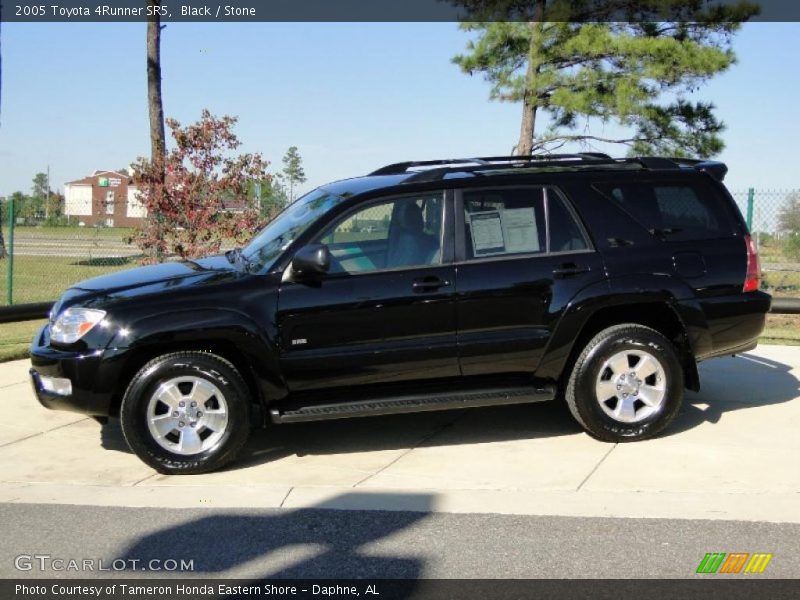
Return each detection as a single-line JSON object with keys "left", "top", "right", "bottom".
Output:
{"left": 291, "top": 244, "right": 331, "bottom": 278}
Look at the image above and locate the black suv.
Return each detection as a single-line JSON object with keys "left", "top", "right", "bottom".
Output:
{"left": 30, "top": 155, "right": 771, "bottom": 473}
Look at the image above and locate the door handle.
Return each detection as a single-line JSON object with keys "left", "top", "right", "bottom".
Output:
{"left": 608, "top": 237, "right": 635, "bottom": 248}
{"left": 552, "top": 263, "right": 590, "bottom": 278}
{"left": 412, "top": 276, "right": 451, "bottom": 292}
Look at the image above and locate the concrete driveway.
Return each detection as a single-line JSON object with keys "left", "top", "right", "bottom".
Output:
{"left": 0, "top": 345, "right": 798, "bottom": 523}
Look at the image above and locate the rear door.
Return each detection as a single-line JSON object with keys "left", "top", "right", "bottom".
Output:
{"left": 592, "top": 177, "right": 743, "bottom": 297}
{"left": 591, "top": 176, "right": 749, "bottom": 353}
{"left": 454, "top": 186, "right": 604, "bottom": 377}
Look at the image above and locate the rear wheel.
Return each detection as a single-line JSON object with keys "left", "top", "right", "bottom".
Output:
{"left": 565, "top": 324, "right": 684, "bottom": 442}
{"left": 120, "top": 352, "right": 252, "bottom": 474}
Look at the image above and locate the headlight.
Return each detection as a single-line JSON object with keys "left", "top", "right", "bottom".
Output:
{"left": 50, "top": 308, "right": 107, "bottom": 344}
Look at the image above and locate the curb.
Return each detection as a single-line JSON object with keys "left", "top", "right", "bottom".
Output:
{"left": 1, "top": 482, "right": 798, "bottom": 523}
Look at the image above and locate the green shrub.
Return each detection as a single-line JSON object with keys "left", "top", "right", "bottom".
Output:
{"left": 784, "top": 233, "right": 800, "bottom": 261}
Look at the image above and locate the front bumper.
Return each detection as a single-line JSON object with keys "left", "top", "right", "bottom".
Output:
{"left": 29, "top": 325, "right": 123, "bottom": 416}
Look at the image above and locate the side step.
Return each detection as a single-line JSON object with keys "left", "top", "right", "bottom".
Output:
{"left": 270, "top": 385, "right": 556, "bottom": 424}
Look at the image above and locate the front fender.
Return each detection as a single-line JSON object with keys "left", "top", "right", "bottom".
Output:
{"left": 106, "top": 308, "right": 286, "bottom": 405}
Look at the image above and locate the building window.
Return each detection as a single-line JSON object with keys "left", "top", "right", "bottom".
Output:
{"left": 105, "top": 191, "right": 115, "bottom": 215}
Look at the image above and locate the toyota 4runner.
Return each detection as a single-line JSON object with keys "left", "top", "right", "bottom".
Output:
{"left": 30, "top": 154, "right": 771, "bottom": 473}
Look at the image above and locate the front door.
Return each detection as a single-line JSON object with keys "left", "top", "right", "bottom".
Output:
{"left": 455, "top": 186, "right": 602, "bottom": 377}
{"left": 277, "top": 191, "right": 459, "bottom": 392}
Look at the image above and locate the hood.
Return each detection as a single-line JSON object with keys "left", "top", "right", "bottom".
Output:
{"left": 48, "top": 255, "right": 249, "bottom": 335}
{"left": 50, "top": 256, "right": 243, "bottom": 317}
{"left": 72, "top": 255, "right": 235, "bottom": 293}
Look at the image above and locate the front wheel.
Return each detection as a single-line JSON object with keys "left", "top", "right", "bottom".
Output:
{"left": 120, "top": 352, "right": 252, "bottom": 474}
{"left": 565, "top": 324, "right": 684, "bottom": 442}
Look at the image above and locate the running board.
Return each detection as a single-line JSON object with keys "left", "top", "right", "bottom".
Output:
{"left": 270, "top": 385, "right": 556, "bottom": 424}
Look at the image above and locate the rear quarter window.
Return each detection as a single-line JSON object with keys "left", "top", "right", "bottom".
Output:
{"left": 593, "top": 179, "right": 736, "bottom": 241}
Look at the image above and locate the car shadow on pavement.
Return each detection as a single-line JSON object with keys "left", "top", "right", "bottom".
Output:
{"left": 666, "top": 352, "right": 799, "bottom": 436}
{"left": 232, "top": 400, "right": 581, "bottom": 471}
{"left": 98, "top": 351, "right": 799, "bottom": 466}
{"left": 116, "top": 492, "right": 431, "bottom": 584}
{"left": 99, "top": 421, "right": 130, "bottom": 453}
{"left": 98, "top": 399, "right": 582, "bottom": 465}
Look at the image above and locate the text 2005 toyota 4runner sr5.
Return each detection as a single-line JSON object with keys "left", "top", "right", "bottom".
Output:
{"left": 30, "top": 155, "right": 771, "bottom": 473}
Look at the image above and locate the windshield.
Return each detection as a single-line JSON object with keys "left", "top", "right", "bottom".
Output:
{"left": 242, "top": 188, "right": 344, "bottom": 272}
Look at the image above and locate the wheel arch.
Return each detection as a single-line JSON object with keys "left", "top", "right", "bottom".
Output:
{"left": 574, "top": 303, "right": 698, "bottom": 390}
{"left": 109, "top": 339, "right": 260, "bottom": 419}
{"left": 105, "top": 309, "right": 285, "bottom": 425}
{"left": 540, "top": 294, "right": 702, "bottom": 393}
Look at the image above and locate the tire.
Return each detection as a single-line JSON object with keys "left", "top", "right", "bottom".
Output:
{"left": 565, "top": 324, "right": 684, "bottom": 442}
{"left": 120, "top": 352, "right": 252, "bottom": 474}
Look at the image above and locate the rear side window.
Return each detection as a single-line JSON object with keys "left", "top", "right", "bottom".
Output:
{"left": 593, "top": 180, "right": 734, "bottom": 241}
{"left": 462, "top": 188, "right": 546, "bottom": 259}
{"left": 548, "top": 192, "right": 589, "bottom": 252}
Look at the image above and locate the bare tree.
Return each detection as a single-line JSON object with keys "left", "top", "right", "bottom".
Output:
{"left": 147, "top": 1, "right": 166, "bottom": 259}
{"left": 147, "top": 2, "right": 166, "bottom": 170}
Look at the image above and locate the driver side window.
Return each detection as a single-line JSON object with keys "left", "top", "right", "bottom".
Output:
{"left": 319, "top": 193, "right": 444, "bottom": 274}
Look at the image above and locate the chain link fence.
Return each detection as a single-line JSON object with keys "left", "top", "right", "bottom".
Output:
{"left": 0, "top": 189, "right": 799, "bottom": 307}
{"left": 730, "top": 189, "right": 800, "bottom": 299}
{"left": 0, "top": 196, "right": 141, "bottom": 306}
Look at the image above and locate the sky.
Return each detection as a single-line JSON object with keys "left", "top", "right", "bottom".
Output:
{"left": 1, "top": 21, "right": 799, "bottom": 200}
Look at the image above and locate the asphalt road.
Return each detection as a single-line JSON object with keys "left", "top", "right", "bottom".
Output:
{"left": 1, "top": 503, "right": 799, "bottom": 579}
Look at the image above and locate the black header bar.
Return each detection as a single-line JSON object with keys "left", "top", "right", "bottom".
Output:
{"left": 3, "top": 1, "right": 800, "bottom": 23}
{"left": 3, "top": 579, "right": 800, "bottom": 600}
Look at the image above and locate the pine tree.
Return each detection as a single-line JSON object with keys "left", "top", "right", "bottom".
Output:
{"left": 282, "top": 146, "right": 307, "bottom": 203}
{"left": 452, "top": 0, "right": 758, "bottom": 157}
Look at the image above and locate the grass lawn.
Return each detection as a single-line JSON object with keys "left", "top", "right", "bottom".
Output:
{"left": 0, "top": 319, "right": 46, "bottom": 362}
{"left": 762, "top": 313, "right": 800, "bottom": 346}
{"left": 759, "top": 242, "right": 787, "bottom": 263}
{"left": 0, "top": 255, "right": 135, "bottom": 305}
{"left": 762, "top": 270, "right": 800, "bottom": 298}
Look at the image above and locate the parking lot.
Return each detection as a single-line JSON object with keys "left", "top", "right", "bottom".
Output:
{"left": 1, "top": 345, "right": 798, "bottom": 524}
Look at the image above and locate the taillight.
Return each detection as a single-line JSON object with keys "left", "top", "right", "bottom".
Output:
{"left": 743, "top": 234, "right": 760, "bottom": 292}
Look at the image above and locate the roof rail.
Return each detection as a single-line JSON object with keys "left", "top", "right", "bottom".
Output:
{"left": 369, "top": 153, "right": 616, "bottom": 176}
{"left": 369, "top": 158, "right": 490, "bottom": 176}
{"left": 368, "top": 154, "right": 728, "bottom": 182}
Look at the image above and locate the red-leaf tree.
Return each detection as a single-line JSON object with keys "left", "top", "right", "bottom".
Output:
{"left": 131, "top": 110, "right": 272, "bottom": 262}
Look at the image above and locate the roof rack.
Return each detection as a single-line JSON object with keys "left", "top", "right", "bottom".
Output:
{"left": 368, "top": 154, "right": 728, "bottom": 182}
{"left": 369, "top": 154, "right": 615, "bottom": 176}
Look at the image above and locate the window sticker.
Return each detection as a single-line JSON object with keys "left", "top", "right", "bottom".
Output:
{"left": 469, "top": 211, "right": 506, "bottom": 256}
{"left": 468, "top": 207, "right": 540, "bottom": 257}
{"left": 502, "top": 207, "right": 539, "bottom": 253}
